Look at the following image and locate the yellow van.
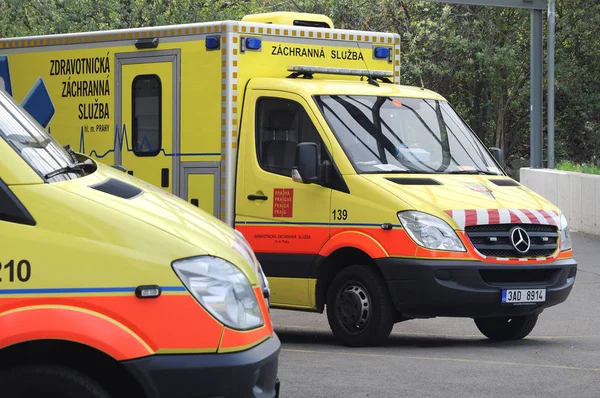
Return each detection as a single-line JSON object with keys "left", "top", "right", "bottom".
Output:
{"left": 0, "top": 12, "right": 577, "bottom": 347}
{"left": 0, "top": 89, "right": 279, "bottom": 397}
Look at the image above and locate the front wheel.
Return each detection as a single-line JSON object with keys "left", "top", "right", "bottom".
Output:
{"left": 326, "top": 265, "right": 395, "bottom": 347}
{"left": 0, "top": 365, "right": 111, "bottom": 398}
{"left": 474, "top": 313, "right": 539, "bottom": 341}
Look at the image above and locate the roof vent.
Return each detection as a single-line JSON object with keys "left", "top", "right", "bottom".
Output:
{"left": 386, "top": 177, "right": 442, "bottom": 186}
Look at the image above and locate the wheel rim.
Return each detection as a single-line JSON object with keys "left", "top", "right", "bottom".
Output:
{"left": 335, "top": 281, "right": 372, "bottom": 334}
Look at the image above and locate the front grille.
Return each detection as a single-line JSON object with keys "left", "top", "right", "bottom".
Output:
{"left": 465, "top": 224, "right": 558, "bottom": 258}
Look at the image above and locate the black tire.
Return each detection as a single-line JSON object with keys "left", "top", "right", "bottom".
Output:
{"left": 326, "top": 265, "right": 395, "bottom": 347}
{"left": 474, "top": 313, "right": 539, "bottom": 341}
{"left": 0, "top": 364, "right": 111, "bottom": 398}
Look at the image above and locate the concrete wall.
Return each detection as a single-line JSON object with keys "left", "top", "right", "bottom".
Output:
{"left": 520, "top": 168, "right": 600, "bottom": 235}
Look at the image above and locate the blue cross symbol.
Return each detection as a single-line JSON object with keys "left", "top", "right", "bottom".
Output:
{"left": 0, "top": 55, "right": 56, "bottom": 128}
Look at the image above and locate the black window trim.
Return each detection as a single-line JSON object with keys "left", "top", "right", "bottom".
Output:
{"left": 132, "top": 74, "right": 162, "bottom": 157}
{"left": 253, "top": 95, "right": 350, "bottom": 194}
{"left": 254, "top": 96, "right": 326, "bottom": 178}
{"left": 0, "top": 178, "right": 36, "bottom": 226}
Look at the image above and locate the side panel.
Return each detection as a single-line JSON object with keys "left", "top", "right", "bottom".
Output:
{"left": 0, "top": 47, "right": 117, "bottom": 165}
{"left": 0, "top": 183, "right": 224, "bottom": 356}
{"left": 0, "top": 34, "right": 223, "bottom": 203}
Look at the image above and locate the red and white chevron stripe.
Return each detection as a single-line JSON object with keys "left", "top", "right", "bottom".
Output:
{"left": 444, "top": 209, "right": 561, "bottom": 230}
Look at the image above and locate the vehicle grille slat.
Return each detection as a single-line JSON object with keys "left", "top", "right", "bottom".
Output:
{"left": 465, "top": 223, "right": 558, "bottom": 259}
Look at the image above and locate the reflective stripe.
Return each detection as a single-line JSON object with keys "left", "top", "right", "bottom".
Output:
{"left": 445, "top": 208, "right": 561, "bottom": 227}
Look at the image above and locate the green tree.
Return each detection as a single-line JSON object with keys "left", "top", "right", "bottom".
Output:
{"left": 2, "top": 0, "right": 599, "bottom": 170}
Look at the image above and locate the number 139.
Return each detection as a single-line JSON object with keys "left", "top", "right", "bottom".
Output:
{"left": 332, "top": 209, "right": 348, "bottom": 220}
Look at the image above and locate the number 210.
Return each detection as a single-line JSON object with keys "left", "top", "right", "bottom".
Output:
{"left": 1, "top": 260, "right": 31, "bottom": 282}
{"left": 332, "top": 209, "right": 348, "bottom": 220}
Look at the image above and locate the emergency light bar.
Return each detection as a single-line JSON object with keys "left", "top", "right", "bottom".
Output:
{"left": 287, "top": 65, "right": 393, "bottom": 79}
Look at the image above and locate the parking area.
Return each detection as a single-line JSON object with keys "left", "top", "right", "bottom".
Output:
{"left": 273, "top": 232, "right": 600, "bottom": 397}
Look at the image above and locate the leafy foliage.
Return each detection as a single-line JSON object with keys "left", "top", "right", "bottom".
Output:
{"left": 1, "top": 0, "right": 599, "bottom": 174}
{"left": 556, "top": 160, "right": 600, "bottom": 175}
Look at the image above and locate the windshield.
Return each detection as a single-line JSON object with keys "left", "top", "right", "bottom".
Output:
{"left": 0, "top": 90, "right": 79, "bottom": 182}
{"left": 314, "top": 95, "right": 502, "bottom": 175}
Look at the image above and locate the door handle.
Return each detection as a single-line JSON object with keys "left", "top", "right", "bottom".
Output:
{"left": 161, "top": 168, "right": 169, "bottom": 187}
{"left": 247, "top": 194, "right": 268, "bottom": 201}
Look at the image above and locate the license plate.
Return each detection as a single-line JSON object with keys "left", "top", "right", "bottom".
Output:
{"left": 501, "top": 289, "right": 546, "bottom": 303}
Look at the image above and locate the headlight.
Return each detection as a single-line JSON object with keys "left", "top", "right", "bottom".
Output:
{"left": 560, "top": 214, "right": 572, "bottom": 251}
{"left": 233, "top": 230, "right": 270, "bottom": 299}
{"left": 398, "top": 211, "right": 466, "bottom": 252}
{"left": 172, "top": 256, "right": 264, "bottom": 330}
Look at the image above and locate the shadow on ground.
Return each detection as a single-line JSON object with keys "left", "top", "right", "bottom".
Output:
{"left": 275, "top": 327, "right": 557, "bottom": 350}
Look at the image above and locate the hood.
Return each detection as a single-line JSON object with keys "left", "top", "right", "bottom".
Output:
{"left": 54, "top": 162, "right": 239, "bottom": 259}
{"left": 364, "top": 174, "right": 562, "bottom": 229}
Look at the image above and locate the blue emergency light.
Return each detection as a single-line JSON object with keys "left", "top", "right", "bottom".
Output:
{"left": 373, "top": 47, "right": 391, "bottom": 59}
{"left": 245, "top": 37, "right": 262, "bottom": 50}
{"left": 205, "top": 36, "right": 220, "bottom": 50}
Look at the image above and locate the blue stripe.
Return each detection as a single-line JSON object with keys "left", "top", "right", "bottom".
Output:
{"left": 160, "top": 286, "right": 187, "bottom": 292}
{"left": 81, "top": 125, "right": 222, "bottom": 160}
{"left": 236, "top": 221, "right": 402, "bottom": 228}
{"left": 0, "top": 286, "right": 186, "bottom": 295}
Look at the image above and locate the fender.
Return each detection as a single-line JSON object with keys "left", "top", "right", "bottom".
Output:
{"left": 218, "top": 287, "right": 273, "bottom": 353}
{"left": 0, "top": 305, "right": 154, "bottom": 361}
{"left": 318, "top": 231, "right": 388, "bottom": 259}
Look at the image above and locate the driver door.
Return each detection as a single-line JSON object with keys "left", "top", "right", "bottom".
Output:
{"left": 236, "top": 90, "right": 332, "bottom": 309}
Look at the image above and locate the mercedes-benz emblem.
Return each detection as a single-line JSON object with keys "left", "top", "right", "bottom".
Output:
{"left": 510, "top": 227, "right": 531, "bottom": 253}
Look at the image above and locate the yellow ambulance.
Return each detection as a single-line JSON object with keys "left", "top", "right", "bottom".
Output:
{"left": 0, "top": 89, "right": 279, "bottom": 396}
{"left": 0, "top": 12, "right": 577, "bottom": 347}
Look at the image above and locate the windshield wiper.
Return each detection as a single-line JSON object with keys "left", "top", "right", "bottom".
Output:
{"left": 447, "top": 169, "right": 500, "bottom": 175}
{"left": 44, "top": 159, "right": 94, "bottom": 179}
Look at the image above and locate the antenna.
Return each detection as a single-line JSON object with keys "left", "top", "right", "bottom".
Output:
{"left": 356, "top": 42, "right": 379, "bottom": 87}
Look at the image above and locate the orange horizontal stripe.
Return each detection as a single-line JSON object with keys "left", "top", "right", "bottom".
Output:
{"left": 0, "top": 305, "right": 151, "bottom": 360}
{"left": 238, "top": 225, "right": 568, "bottom": 264}
{"left": 328, "top": 227, "right": 416, "bottom": 257}
{"left": 237, "top": 225, "right": 417, "bottom": 257}
{"left": 0, "top": 295, "right": 223, "bottom": 356}
{"left": 236, "top": 225, "right": 329, "bottom": 254}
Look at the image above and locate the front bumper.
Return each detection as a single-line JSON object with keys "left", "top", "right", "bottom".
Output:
{"left": 123, "top": 334, "right": 281, "bottom": 398}
{"left": 376, "top": 257, "right": 577, "bottom": 318}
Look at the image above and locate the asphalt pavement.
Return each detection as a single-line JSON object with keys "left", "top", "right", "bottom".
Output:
{"left": 272, "top": 232, "right": 600, "bottom": 398}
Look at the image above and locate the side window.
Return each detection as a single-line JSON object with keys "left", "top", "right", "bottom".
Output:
{"left": 256, "top": 97, "right": 327, "bottom": 177}
{"left": 132, "top": 75, "right": 161, "bottom": 156}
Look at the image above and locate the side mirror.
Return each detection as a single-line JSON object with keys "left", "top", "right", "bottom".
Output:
{"left": 292, "top": 142, "right": 319, "bottom": 184}
{"left": 489, "top": 147, "right": 504, "bottom": 167}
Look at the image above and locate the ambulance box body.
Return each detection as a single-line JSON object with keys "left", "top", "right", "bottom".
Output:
{"left": 0, "top": 12, "right": 577, "bottom": 347}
